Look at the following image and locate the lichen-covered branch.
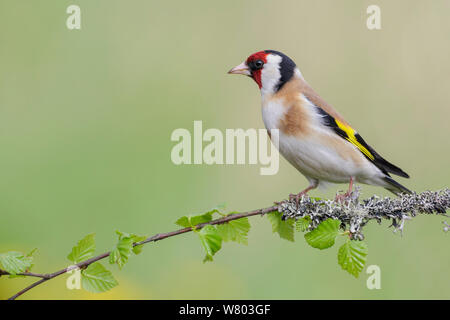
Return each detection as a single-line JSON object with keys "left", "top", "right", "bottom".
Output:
{"left": 279, "top": 189, "right": 450, "bottom": 239}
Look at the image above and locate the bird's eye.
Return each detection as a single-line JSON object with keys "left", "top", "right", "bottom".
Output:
{"left": 253, "top": 60, "right": 264, "bottom": 69}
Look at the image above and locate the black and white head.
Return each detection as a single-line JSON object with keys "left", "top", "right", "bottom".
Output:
{"left": 228, "top": 50, "right": 301, "bottom": 96}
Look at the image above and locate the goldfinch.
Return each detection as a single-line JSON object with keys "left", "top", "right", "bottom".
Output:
{"left": 228, "top": 50, "right": 411, "bottom": 201}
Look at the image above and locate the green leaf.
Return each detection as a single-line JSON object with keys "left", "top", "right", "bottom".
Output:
{"left": 109, "top": 237, "right": 133, "bottom": 269}
{"left": 109, "top": 231, "right": 147, "bottom": 268}
{"left": 175, "top": 216, "right": 191, "bottom": 228}
{"left": 176, "top": 212, "right": 214, "bottom": 228}
{"left": 81, "top": 262, "right": 118, "bottom": 293}
{"left": 304, "top": 219, "right": 340, "bottom": 249}
{"left": 24, "top": 248, "right": 38, "bottom": 273}
{"left": 207, "top": 203, "right": 226, "bottom": 215}
{"left": 217, "top": 217, "right": 251, "bottom": 245}
{"left": 267, "top": 211, "right": 295, "bottom": 242}
{"left": 295, "top": 216, "right": 311, "bottom": 232}
{"left": 190, "top": 211, "right": 215, "bottom": 226}
{"left": 26, "top": 248, "right": 38, "bottom": 258}
{"left": 0, "top": 251, "right": 33, "bottom": 275}
{"left": 131, "top": 235, "right": 147, "bottom": 255}
{"left": 114, "top": 230, "right": 131, "bottom": 238}
{"left": 67, "top": 234, "right": 96, "bottom": 263}
{"left": 338, "top": 240, "right": 368, "bottom": 278}
{"left": 175, "top": 204, "right": 226, "bottom": 228}
{"left": 197, "top": 225, "right": 222, "bottom": 262}
{"left": 115, "top": 230, "right": 146, "bottom": 244}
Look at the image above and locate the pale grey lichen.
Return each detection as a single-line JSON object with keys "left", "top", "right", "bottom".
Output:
{"left": 279, "top": 188, "right": 449, "bottom": 239}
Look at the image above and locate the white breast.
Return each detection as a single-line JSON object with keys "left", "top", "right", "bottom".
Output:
{"left": 261, "top": 96, "right": 287, "bottom": 131}
{"left": 261, "top": 94, "right": 381, "bottom": 184}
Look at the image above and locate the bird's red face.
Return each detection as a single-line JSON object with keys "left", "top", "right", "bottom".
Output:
{"left": 228, "top": 51, "right": 268, "bottom": 89}
{"left": 228, "top": 50, "right": 296, "bottom": 94}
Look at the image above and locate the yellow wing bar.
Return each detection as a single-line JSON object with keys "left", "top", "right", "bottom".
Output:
{"left": 335, "top": 120, "right": 375, "bottom": 161}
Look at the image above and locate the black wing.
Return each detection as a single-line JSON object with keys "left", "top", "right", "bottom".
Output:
{"left": 316, "top": 107, "right": 410, "bottom": 178}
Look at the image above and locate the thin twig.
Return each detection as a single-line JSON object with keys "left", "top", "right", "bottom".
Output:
{"left": 5, "top": 205, "right": 278, "bottom": 300}
{"left": 0, "top": 270, "right": 49, "bottom": 279}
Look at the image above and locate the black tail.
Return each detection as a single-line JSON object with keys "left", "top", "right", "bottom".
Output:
{"left": 354, "top": 134, "right": 410, "bottom": 178}
{"left": 383, "top": 176, "right": 412, "bottom": 195}
{"left": 372, "top": 153, "right": 410, "bottom": 178}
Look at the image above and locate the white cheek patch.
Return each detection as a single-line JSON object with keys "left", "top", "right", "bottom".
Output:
{"left": 260, "top": 54, "right": 282, "bottom": 96}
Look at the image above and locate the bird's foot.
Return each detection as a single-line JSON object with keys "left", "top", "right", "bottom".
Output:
{"left": 289, "top": 192, "right": 307, "bottom": 206}
{"left": 335, "top": 177, "right": 355, "bottom": 204}
{"left": 334, "top": 191, "right": 353, "bottom": 203}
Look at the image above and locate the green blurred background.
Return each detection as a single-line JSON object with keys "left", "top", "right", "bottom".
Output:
{"left": 1, "top": 0, "right": 449, "bottom": 299}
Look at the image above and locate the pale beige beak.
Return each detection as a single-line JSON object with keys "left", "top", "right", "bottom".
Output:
{"left": 228, "top": 61, "right": 251, "bottom": 76}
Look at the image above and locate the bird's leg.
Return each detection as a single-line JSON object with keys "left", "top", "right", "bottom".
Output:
{"left": 288, "top": 182, "right": 318, "bottom": 206}
{"left": 274, "top": 181, "right": 318, "bottom": 206}
{"left": 335, "top": 177, "right": 355, "bottom": 203}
